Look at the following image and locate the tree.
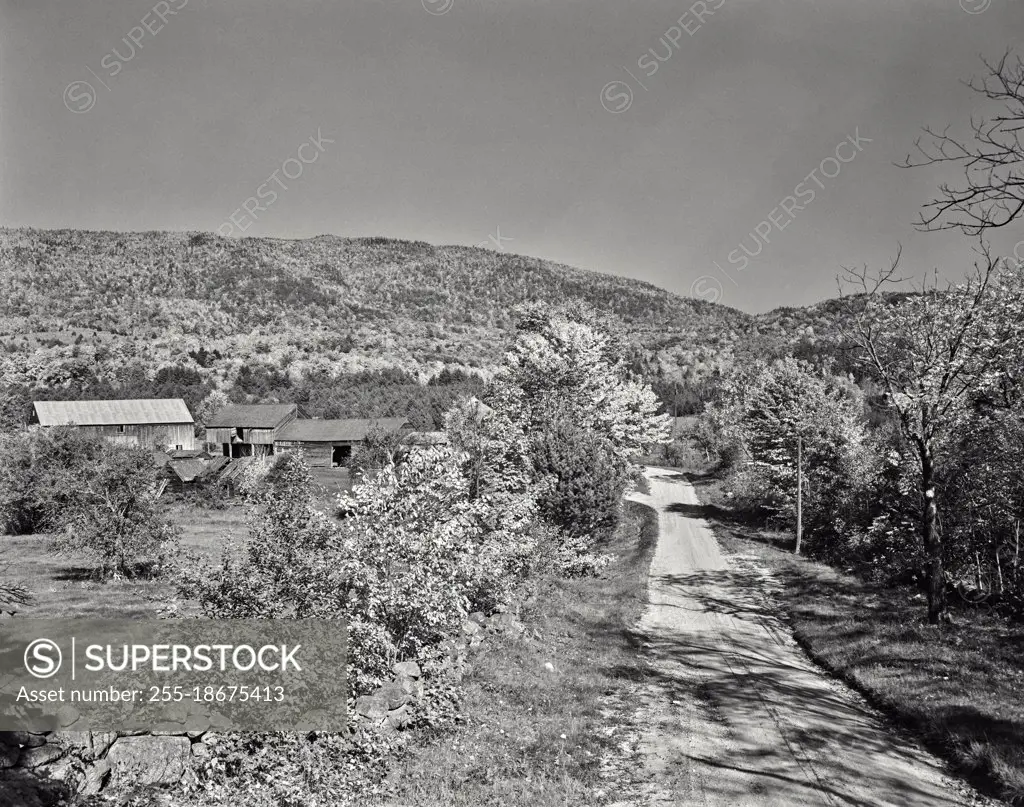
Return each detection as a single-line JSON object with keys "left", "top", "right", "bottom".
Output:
{"left": 840, "top": 246, "right": 1024, "bottom": 623}
{"left": 495, "top": 304, "right": 671, "bottom": 460}
{"left": 703, "top": 357, "right": 873, "bottom": 554}
{"left": 53, "top": 443, "right": 179, "bottom": 579}
{"left": 904, "top": 51, "right": 1024, "bottom": 235}
{"left": 0, "top": 427, "right": 106, "bottom": 535}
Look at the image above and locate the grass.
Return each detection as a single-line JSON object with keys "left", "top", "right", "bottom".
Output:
{"left": 372, "top": 501, "right": 658, "bottom": 806}
{"left": 4, "top": 504, "right": 247, "bottom": 618}
{"left": 693, "top": 478, "right": 1024, "bottom": 806}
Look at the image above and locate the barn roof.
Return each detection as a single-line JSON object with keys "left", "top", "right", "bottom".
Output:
{"left": 205, "top": 404, "right": 297, "bottom": 429}
{"left": 34, "top": 399, "right": 194, "bottom": 427}
{"left": 167, "top": 458, "right": 208, "bottom": 483}
{"left": 276, "top": 417, "right": 409, "bottom": 443}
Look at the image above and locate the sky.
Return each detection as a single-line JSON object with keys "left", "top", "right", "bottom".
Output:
{"left": 1, "top": 0, "right": 1022, "bottom": 313}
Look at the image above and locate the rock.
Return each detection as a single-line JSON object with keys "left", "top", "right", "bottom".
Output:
{"left": 386, "top": 704, "right": 413, "bottom": 730}
{"left": 90, "top": 732, "right": 118, "bottom": 757}
{"left": 80, "top": 759, "right": 110, "bottom": 796}
{"left": 187, "top": 730, "right": 206, "bottom": 741}
{"left": 190, "top": 742, "right": 210, "bottom": 758}
{"left": 469, "top": 612, "right": 487, "bottom": 625}
{"left": 462, "top": 620, "right": 481, "bottom": 636}
{"left": 493, "top": 612, "right": 523, "bottom": 633}
{"left": 56, "top": 705, "right": 80, "bottom": 728}
{"left": 354, "top": 695, "right": 388, "bottom": 722}
{"left": 52, "top": 731, "right": 92, "bottom": 753}
{"left": 376, "top": 682, "right": 410, "bottom": 710}
{"left": 106, "top": 736, "right": 190, "bottom": 787}
{"left": 392, "top": 661, "right": 421, "bottom": 679}
{"left": 19, "top": 744, "right": 66, "bottom": 768}
{"left": 0, "top": 744, "right": 19, "bottom": 769}
{"left": 0, "top": 731, "right": 30, "bottom": 747}
{"left": 36, "top": 756, "right": 80, "bottom": 788}
{"left": 544, "top": 662, "right": 555, "bottom": 673}
{"left": 399, "top": 677, "right": 423, "bottom": 700}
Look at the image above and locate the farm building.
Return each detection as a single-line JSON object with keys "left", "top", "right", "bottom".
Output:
{"left": 32, "top": 399, "right": 196, "bottom": 450}
{"left": 205, "top": 403, "right": 298, "bottom": 459}
{"left": 274, "top": 417, "right": 409, "bottom": 467}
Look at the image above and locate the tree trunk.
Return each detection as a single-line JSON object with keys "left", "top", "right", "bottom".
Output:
{"left": 795, "top": 434, "right": 803, "bottom": 555}
{"left": 919, "top": 443, "right": 945, "bottom": 624}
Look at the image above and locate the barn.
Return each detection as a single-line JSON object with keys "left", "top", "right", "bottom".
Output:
{"left": 32, "top": 399, "right": 196, "bottom": 451}
{"left": 274, "top": 417, "right": 409, "bottom": 467}
{"left": 204, "top": 403, "right": 298, "bottom": 459}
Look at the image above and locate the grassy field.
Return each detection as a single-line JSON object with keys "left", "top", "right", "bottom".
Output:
{"left": 4, "top": 505, "right": 248, "bottom": 618}
{"left": 374, "top": 501, "right": 657, "bottom": 806}
{"left": 691, "top": 475, "right": 1024, "bottom": 806}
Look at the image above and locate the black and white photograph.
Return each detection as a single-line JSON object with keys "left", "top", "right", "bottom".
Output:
{"left": 1, "top": 1, "right": 1023, "bottom": 804}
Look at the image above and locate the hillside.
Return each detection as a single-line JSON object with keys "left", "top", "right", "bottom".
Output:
{"left": 0, "top": 228, "right": 761, "bottom": 391}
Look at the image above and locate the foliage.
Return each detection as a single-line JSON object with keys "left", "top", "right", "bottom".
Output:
{"left": 489, "top": 305, "right": 669, "bottom": 549}
{"left": 703, "top": 357, "right": 876, "bottom": 558}
{"left": 51, "top": 442, "right": 180, "bottom": 579}
{"left": 349, "top": 422, "right": 404, "bottom": 475}
{"left": 182, "top": 448, "right": 541, "bottom": 695}
{"left": 532, "top": 401, "right": 631, "bottom": 543}
{"left": 840, "top": 248, "right": 1024, "bottom": 621}
{"left": 0, "top": 426, "right": 107, "bottom": 535}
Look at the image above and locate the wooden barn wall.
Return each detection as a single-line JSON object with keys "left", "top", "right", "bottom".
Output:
{"left": 64, "top": 423, "right": 195, "bottom": 450}
{"left": 204, "top": 426, "right": 287, "bottom": 445}
{"left": 275, "top": 442, "right": 333, "bottom": 467}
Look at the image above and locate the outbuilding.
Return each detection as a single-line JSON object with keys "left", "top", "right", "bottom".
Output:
{"left": 274, "top": 417, "right": 409, "bottom": 467}
{"left": 32, "top": 399, "right": 196, "bottom": 451}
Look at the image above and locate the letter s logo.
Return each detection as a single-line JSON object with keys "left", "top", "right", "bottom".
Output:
{"left": 25, "top": 639, "right": 62, "bottom": 679}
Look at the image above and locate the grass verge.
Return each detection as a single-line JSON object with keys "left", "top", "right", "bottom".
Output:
{"left": 3, "top": 505, "right": 246, "bottom": 617}
{"left": 710, "top": 521, "right": 1024, "bottom": 805}
{"left": 372, "top": 500, "right": 658, "bottom": 806}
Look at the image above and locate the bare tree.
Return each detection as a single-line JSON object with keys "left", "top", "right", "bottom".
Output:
{"left": 840, "top": 245, "right": 1024, "bottom": 623}
{"left": 903, "top": 51, "right": 1024, "bottom": 235}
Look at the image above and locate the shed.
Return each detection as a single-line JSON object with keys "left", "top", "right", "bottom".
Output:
{"left": 205, "top": 403, "right": 298, "bottom": 459}
{"left": 274, "top": 417, "right": 409, "bottom": 467}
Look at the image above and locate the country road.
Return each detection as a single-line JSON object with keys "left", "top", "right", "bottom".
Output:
{"left": 620, "top": 467, "right": 997, "bottom": 807}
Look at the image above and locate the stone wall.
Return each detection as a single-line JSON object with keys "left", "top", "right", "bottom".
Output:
{"left": 1, "top": 610, "right": 526, "bottom": 798}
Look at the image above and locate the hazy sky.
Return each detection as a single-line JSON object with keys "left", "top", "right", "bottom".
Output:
{"left": 1, "top": 0, "right": 1022, "bottom": 313}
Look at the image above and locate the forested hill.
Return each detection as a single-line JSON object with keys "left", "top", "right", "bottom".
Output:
{"left": 0, "top": 228, "right": 767, "bottom": 388}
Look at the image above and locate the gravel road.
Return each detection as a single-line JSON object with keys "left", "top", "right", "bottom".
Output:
{"left": 619, "top": 467, "right": 998, "bottom": 807}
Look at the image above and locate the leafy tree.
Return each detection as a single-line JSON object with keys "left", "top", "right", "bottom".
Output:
{"left": 350, "top": 423, "right": 404, "bottom": 475}
{"left": 53, "top": 443, "right": 179, "bottom": 579}
{"left": 532, "top": 401, "right": 631, "bottom": 542}
{"left": 840, "top": 247, "right": 1024, "bottom": 622}
{"left": 704, "top": 357, "right": 874, "bottom": 555}
{"left": 495, "top": 304, "right": 671, "bottom": 460}
{"left": 0, "top": 427, "right": 106, "bottom": 535}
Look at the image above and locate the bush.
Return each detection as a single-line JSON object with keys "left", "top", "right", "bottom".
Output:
{"left": 532, "top": 408, "right": 631, "bottom": 543}
{"left": 0, "top": 427, "right": 106, "bottom": 535}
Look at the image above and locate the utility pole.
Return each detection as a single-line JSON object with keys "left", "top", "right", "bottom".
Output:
{"left": 795, "top": 433, "right": 803, "bottom": 555}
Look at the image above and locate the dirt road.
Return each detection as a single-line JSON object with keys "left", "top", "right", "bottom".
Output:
{"left": 621, "top": 467, "right": 995, "bottom": 807}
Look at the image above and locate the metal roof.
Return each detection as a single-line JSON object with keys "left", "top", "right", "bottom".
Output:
{"left": 204, "top": 404, "right": 297, "bottom": 429}
{"left": 167, "top": 458, "right": 208, "bottom": 483}
{"left": 34, "top": 399, "right": 194, "bottom": 427}
{"left": 276, "top": 417, "right": 408, "bottom": 443}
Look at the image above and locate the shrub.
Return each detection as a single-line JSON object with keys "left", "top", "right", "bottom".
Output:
{"left": 0, "top": 427, "right": 106, "bottom": 535}
{"left": 532, "top": 407, "right": 631, "bottom": 543}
